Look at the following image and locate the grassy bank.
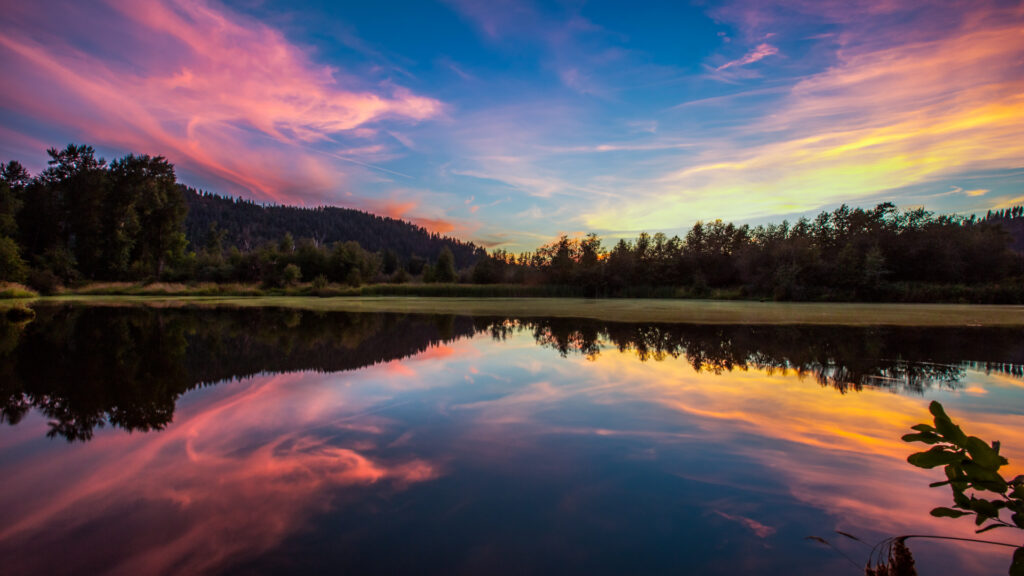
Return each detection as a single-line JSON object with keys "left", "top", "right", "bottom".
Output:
{"left": 8, "top": 280, "right": 1022, "bottom": 304}
{"left": 58, "top": 282, "right": 586, "bottom": 298}
{"left": 14, "top": 295, "right": 1024, "bottom": 326}
{"left": 51, "top": 281, "right": 740, "bottom": 299}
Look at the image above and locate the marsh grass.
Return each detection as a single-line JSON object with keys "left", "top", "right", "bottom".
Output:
{"left": 29, "top": 295, "right": 1024, "bottom": 326}
{"left": 73, "top": 282, "right": 265, "bottom": 296}
{"left": 0, "top": 283, "right": 38, "bottom": 299}
{"left": 47, "top": 280, "right": 1024, "bottom": 304}
{"left": 54, "top": 281, "right": 752, "bottom": 300}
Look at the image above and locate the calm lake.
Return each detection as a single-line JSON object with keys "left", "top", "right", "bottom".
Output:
{"left": 2, "top": 304, "right": 1023, "bottom": 575}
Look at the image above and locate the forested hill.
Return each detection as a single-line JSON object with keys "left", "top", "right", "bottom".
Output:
{"left": 182, "top": 187, "right": 481, "bottom": 264}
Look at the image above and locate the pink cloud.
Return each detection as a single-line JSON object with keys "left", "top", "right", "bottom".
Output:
{"left": 716, "top": 43, "right": 779, "bottom": 71}
{"left": 715, "top": 511, "right": 777, "bottom": 538}
{"left": 350, "top": 192, "right": 483, "bottom": 237}
{"left": 0, "top": 0, "right": 442, "bottom": 204}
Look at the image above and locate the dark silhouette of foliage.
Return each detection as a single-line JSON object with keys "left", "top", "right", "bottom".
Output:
{"left": 474, "top": 202, "right": 1024, "bottom": 302}
{"left": 2, "top": 144, "right": 480, "bottom": 287}
{"left": 892, "top": 401, "right": 1024, "bottom": 575}
{"left": 0, "top": 306, "right": 478, "bottom": 441}
{"left": 811, "top": 401, "right": 1024, "bottom": 575}
{"left": 3, "top": 144, "right": 1022, "bottom": 300}
{"left": 432, "top": 246, "right": 457, "bottom": 283}
{"left": 905, "top": 402, "right": 1024, "bottom": 534}
{"left": 182, "top": 186, "right": 479, "bottom": 268}
{"left": 985, "top": 207, "right": 1024, "bottom": 253}
{"left": 486, "top": 318, "right": 1024, "bottom": 394}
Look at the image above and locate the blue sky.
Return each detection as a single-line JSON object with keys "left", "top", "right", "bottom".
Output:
{"left": 2, "top": 0, "right": 1023, "bottom": 250}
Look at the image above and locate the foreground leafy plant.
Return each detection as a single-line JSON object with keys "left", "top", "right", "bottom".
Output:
{"left": 811, "top": 401, "right": 1023, "bottom": 574}
{"left": 902, "top": 401, "right": 1024, "bottom": 575}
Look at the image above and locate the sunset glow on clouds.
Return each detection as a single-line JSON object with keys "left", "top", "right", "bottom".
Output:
{"left": 1, "top": 0, "right": 1023, "bottom": 248}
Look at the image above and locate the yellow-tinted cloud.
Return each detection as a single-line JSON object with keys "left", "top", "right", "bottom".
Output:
{"left": 584, "top": 5, "right": 1024, "bottom": 231}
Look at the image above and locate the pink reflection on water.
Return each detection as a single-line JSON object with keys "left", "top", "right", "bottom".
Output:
{"left": 0, "top": 371, "right": 439, "bottom": 575}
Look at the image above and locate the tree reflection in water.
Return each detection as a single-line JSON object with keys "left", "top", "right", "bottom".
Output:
{"left": 0, "top": 306, "right": 475, "bottom": 441}
{"left": 1, "top": 305, "right": 1022, "bottom": 442}
{"left": 488, "top": 317, "right": 1024, "bottom": 394}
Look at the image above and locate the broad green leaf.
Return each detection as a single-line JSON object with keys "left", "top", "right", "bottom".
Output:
{"left": 929, "top": 400, "right": 948, "bottom": 420}
{"left": 934, "top": 414, "right": 967, "bottom": 446}
{"left": 902, "top": 432, "right": 940, "bottom": 444}
{"left": 930, "top": 507, "right": 969, "bottom": 518}
{"left": 946, "top": 464, "right": 970, "bottom": 491}
{"left": 908, "top": 447, "right": 963, "bottom": 469}
{"left": 963, "top": 461, "right": 1009, "bottom": 492}
{"left": 1010, "top": 481, "right": 1024, "bottom": 500}
{"left": 970, "top": 498, "right": 1001, "bottom": 521}
{"left": 911, "top": 423, "right": 936, "bottom": 433}
{"left": 930, "top": 401, "right": 968, "bottom": 445}
{"left": 967, "top": 436, "right": 1008, "bottom": 471}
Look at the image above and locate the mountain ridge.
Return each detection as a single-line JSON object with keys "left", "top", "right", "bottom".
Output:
{"left": 182, "top": 187, "right": 481, "bottom": 266}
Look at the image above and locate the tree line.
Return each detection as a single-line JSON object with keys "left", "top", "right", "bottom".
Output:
{"left": 473, "top": 203, "right": 1024, "bottom": 301}
{"left": 0, "top": 144, "right": 474, "bottom": 290}
{"left": 3, "top": 144, "right": 1023, "bottom": 301}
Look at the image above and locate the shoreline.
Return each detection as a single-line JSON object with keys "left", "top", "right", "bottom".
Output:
{"left": 7, "top": 294, "right": 1024, "bottom": 326}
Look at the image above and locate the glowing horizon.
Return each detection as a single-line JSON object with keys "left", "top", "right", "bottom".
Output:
{"left": 2, "top": 0, "right": 1022, "bottom": 250}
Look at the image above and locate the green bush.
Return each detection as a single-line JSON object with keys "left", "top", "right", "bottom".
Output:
{"left": 282, "top": 263, "right": 302, "bottom": 286}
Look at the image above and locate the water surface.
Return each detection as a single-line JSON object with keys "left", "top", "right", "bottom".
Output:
{"left": 2, "top": 305, "right": 1023, "bottom": 575}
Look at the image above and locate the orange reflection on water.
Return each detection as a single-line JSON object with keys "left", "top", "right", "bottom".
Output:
{"left": 559, "top": 348, "right": 1024, "bottom": 568}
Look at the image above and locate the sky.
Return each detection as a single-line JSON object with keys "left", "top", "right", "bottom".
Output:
{"left": 1, "top": 0, "right": 1023, "bottom": 251}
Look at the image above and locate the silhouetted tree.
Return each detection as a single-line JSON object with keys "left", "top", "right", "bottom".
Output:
{"left": 435, "top": 246, "right": 457, "bottom": 283}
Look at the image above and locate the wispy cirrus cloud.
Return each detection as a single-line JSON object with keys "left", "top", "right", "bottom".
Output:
{"left": 715, "top": 43, "right": 779, "bottom": 71}
{"left": 582, "top": 1, "right": 1024, "bottom": 232}
{"left": 0, "top": 0, "right": 442, "bottom": 204}
{"left": 2, "top": 0, "right": 1022, "bottom": 250}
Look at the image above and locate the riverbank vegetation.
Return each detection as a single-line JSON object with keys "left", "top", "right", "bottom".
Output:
{"left": 3, "top": 144, "right": 1023, "bottom": 302}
